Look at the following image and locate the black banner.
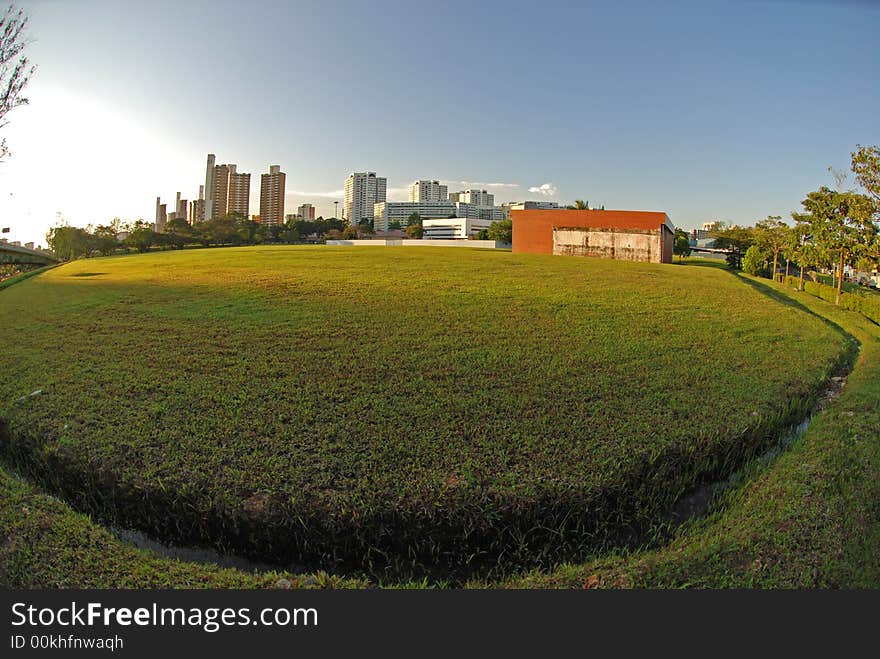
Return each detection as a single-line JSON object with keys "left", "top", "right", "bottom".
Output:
{"left": 1, "top": 589, "right": 876, "bottom": 656}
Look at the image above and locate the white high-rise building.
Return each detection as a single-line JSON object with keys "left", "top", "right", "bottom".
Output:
{"left": 344, "top": 172, "right": 386, "bottom": 225}
{"left": 408, "top": 180, "right": 448, "bottom": 202}
{"left": 453, "top": 203, "right": 504, "bottom": 221}
{"left": 449, "top": 189, "right": 494, "bottom": 206}
{"left": 373, "top": 201, "right": 457, "bottom": 231}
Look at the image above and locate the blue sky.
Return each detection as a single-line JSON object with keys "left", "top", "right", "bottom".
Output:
{"left": 2, "top": 0, "right": 878, "bottom": 245}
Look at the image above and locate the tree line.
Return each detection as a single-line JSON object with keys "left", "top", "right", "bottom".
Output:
{"left": 707, "top": 145, "right": 879, "bottom": 306}
{"left": 46, "top": 213, "right": 353, "bottom": 260}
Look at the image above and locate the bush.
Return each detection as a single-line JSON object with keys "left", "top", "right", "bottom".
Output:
{"left": 785, "top": 276, "right": 880, "bottom": 325}
{"left": 742, "top": 245, "right": 771, "bottom": 277}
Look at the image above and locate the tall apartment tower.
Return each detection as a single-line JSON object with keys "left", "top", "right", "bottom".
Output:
{"left": 227, "top": 165, "right": 250, "bottom": 217}
{"left": 211, "top": 163, "right": 230, "bottom": 218}
{"left": 259, "top": 165, "right": 286, "bottom": 226}
{"left": 449, "top": 189, "right": 494, "bottom": 206}
{"left": 409, "top": 180, "right": 448, "bottom": 202}
{"left": 344, "top": 172, "right": 386, "bottom": 225}
{"left": 207, "top": 162, "right": 250, "bottom": 219}
{"left": 175, "top": 192, "right": 187, "bottom": 219}
{"left": 297, "top": 203, "right": 316, "bottom": 221}
{"left": 189, "top": 185, "right": 206, "bottom": 225}
{"left": 155, "top": 197, "right": 167, "bottom": 232}
{"left": 204, "top": 154, "right": 216, "bottom": 221}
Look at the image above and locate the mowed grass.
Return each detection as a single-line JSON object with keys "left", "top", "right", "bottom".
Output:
{"left": 0, "top": 246, "right": 849, "bottom": 580}
{"left": 496, "top": 273, "right": 880, "bottom": 588}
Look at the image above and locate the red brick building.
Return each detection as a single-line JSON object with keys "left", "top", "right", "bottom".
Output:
{"left": 511, "top": 209, "right": 675, "bottom": 264}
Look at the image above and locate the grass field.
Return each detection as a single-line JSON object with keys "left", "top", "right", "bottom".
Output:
{"left": 497, "top": 274, "right": 880, "bottom": 588}
{"left": 0, "top": 246, "right": 852, "bottom": 583}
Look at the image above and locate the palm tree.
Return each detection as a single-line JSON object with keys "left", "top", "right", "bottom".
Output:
{"left": 565, "top": 199, "right": 590, "bottom": 210}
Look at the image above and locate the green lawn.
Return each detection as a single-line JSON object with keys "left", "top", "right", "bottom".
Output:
{"left": 0, "top": 246, "right": 851, "bottom": 583}
{"left": 495, "top": 273, "right": 880, "bottom": 588}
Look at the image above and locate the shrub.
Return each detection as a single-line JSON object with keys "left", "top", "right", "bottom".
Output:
{"left": 785, "top": 276, "right": 880, "bottom": 325}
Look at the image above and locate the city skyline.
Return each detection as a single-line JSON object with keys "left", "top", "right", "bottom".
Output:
{"left": 1, "top": 0, "right": 878, "bottom": 246}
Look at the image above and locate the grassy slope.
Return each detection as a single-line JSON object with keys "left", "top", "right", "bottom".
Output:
{"left": 0, "top": 264, "right": 56, "bottom": 291}
{"left": 0, "top": 248, "right": 853, "bottom": 581}
{"left": 0, "top": 469, "right": 366, "bottom": 588}
{"left": 496, "top": 271, "right": 880, "bottom": 588}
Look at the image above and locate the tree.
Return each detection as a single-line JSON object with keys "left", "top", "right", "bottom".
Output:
{"left": 405, "top": 224, "right": 423, "bottom": 239}
{"left": 234, "top": 214, "right": 260, "bottom": 244}
{"left": 797, "top": 187, "right": 876, "bottom": 305}
{"left": 673, "top": 228, "right": 691, "bottom": 261}
{"left": 741, "top": 244, "right": 772, "bottom": 277}
{"left": 851, "top": 144, "right": 880, "bottom": 203}
{"left": 827, "top": 165, "right": 848, "bottom": 192}
{"left": 164, "top": 217, "right": 194, "bottom": 249}
{"left": 566, "top": 199, "right": 590, "bottom": 210}
{"left": 200, "top": 215, "right": 241, "bottom": 246}
{"left": 473, "top": 228, "right": 490, "bottom": 240}
{"left": 710, "top": 223, "right": 754, "bottom": 270}
{"left": 406, "top": 213, "right": 421, "bottom": 227}
{"left": 0, "top": 4, "right": 35, "bottom": 161}
{"left": 782, "top": 220, "right": 806, "bottom": 286}
{"left": 325, "top": 217, "right": 345, "bottom": 233}
{"left": 123, "top": 220, "right": 159, "bottom": 253}
{"left": 278, "top": 226, "right": 300, "bottom": 244}
{"left": 787, "top": 214, "right": 826, "bottom": 290}
{"left": 487, "top": 218, "right": 512, "bottom": 243}
{"left": 753, "top": 216, "right": 790, "bottom": 281}
{"left": 92, "top": 223, "right": 119, "bottom": 256}
{"left": 46, "top": 225, "right": 92, "bottom": 260}
{"left": 851, "top": 144, "right": 880, "bottom": 267}
{"left": 388, "top": 220, "right": 402, "bottom": 230}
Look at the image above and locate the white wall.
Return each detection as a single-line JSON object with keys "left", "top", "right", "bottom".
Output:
{"left": 325, "top": 239, "right": 506, "bottom": 249}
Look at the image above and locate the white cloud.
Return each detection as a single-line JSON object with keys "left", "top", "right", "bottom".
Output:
{"left": 528, "top": 182, "right": 557, "bottom": 197}
{"left": 455, "top": 180, "right": 520, "bottom": 189}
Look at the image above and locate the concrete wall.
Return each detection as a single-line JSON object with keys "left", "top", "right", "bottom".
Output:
{"left": 402, "top": 239, "right": 503, "bottom": 248}
{"left": 553, "top": 227, "right": 663, "bottom": 263}
{"left": 325, "top": 239, "right": 402, "bottom": 246}
{"left": 325, "top": 239, "right": 506, "bottom": 249}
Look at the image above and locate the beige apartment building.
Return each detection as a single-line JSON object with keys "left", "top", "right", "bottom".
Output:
{"left": 210, "top": 163, "right": 230, "bottom": 218}
{"left": 208, "top": 158, "right": 251, "bottom": 219}
{"left": 227, "top": 165, "right": 250, "bottom": 217}
{"left": 259, "top": 165, "right": 286, "bottom": 226}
